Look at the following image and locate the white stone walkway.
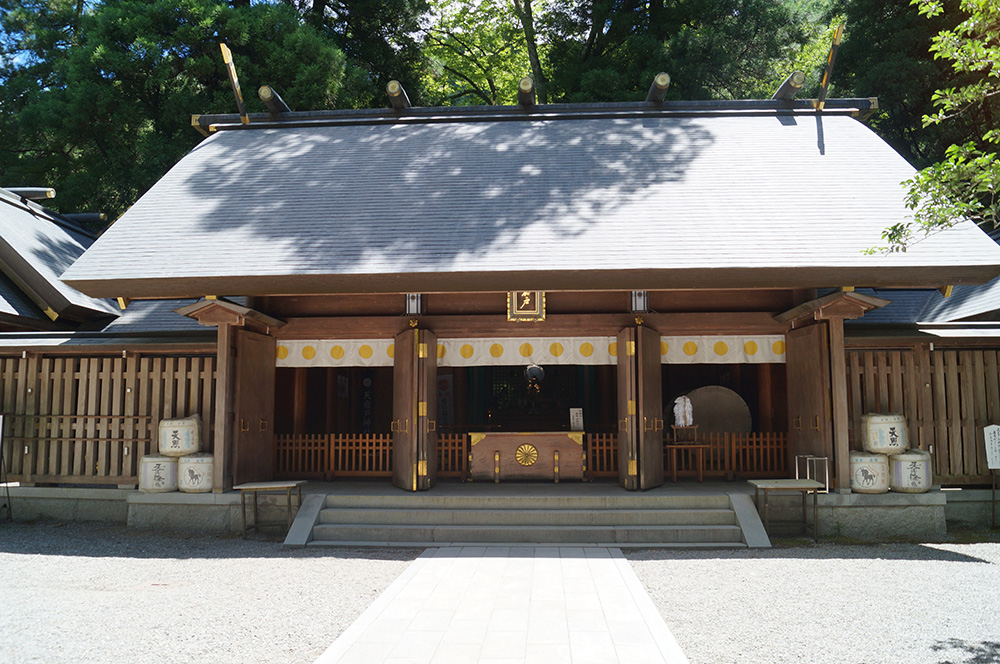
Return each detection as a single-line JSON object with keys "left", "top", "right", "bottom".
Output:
{"left": 314, "top": 546, "right": 689, "bottom": 664}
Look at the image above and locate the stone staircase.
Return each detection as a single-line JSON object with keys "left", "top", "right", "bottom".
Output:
{"left": 285, "top": 490, "right": 770, "bottom": 548}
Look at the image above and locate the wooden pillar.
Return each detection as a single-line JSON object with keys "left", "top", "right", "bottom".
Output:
{"left": 827, "top": 317, "right": 851, "bottom": 492}
{"left": 213, "top": 323, "right": 235, "bottom": 492}
{"left": 758, "top": 363, "right": 773, "bottom": 432}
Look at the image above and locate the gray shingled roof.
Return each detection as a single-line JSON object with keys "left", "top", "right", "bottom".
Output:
{"left": 0, "top": 189, "right": 119, "bottom": 319}
{"left": 101, "top": 298, "right": 210, "bottom": 333}
{"left": 850, "top": 282, "right": 1000, "bottom": 325}
{"left": 63, "top": 110, "right": 1000, "bottom": 298}
{"left": 0, "top": 271, "right": 43, "bottom": 321}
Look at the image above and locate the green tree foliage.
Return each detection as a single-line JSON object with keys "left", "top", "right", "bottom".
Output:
{"left": 881, "top": 0, "right": 999, "bottom": 250}
{"left": 287, "top": 0, "right": 429, "bottom": 108}
{"left": 539, "top": 0, "right": 811, "bottom": 102}
{"left": 420, "top": 0, "right": 530, "bottom": 105}
{"left": 0, "top": 0, "right": 344, "bottom": 224}
{"left": 832, "top": 0, "right": 972, "bottom": 168}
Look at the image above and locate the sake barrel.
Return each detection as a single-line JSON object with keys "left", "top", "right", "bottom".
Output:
{"left": 139, "top": 454, "right": 178, "bottom": 493}
{"left": 849, "top": 452, "right": 889, "bottom": 494}
{"left": 861, "top": 413, "right": 908, "bottom": 455}
{"left": 177, "top": 454, "right": 214, "bottom": 493}
{"left": 158, "top": 414, "right": 201, "bottom": 457}
{"left": 890, "top": 449, "right": 933, "bottom": 493}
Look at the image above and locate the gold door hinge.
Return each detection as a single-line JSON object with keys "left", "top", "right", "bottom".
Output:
{"left": 628, "top": 459, "right": 637, "bottom": 476}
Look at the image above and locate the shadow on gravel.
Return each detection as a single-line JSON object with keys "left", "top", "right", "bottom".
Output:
{"left": 932, "top": 638, "right": 1000, "bottom": 664}
{"left": 626, "top": 543, "right": 995, "bottom": 565}
{"left": 0, "top": 522, "right": 423, "bottom": 562}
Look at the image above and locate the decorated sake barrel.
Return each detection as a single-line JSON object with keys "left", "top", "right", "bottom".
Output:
{"left": 861, "top": 413, "right": 908, "bottom": 455}
{"left": 158, "top": 414, "right": 201, "bottom": 457}
{"left": 177, "top": 454, "right": 214, "bottom": 493}
{"left": 139, "top": 454, "right": 178, "bottom": 493}
{"left": 849, "top": 452, "right": 889, "bottom": 494}
{"left": 890, "top": 449, "right": 933, "bottom": 493}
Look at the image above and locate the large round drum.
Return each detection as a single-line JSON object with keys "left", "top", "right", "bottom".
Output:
{"left": 139, "top": 454, "right": 178, "bottom": 493}
{"left": 861, "top": 413, "right": 908, "bottom": 455}
{"left": 850, "top": 452, "right": 889, "bottom": 494}
{"left": 890, "top": 449, "right": 933, "bottom": 493}
{"left": 158, "top": 414, "right": 202, "bottom": 457}
{"left": 178, "top": 454, "right": 214, "bottom": 493}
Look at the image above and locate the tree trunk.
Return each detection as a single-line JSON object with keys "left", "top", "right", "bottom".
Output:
{"left": 511, "top": 0, "right": 549, "bottom": 103}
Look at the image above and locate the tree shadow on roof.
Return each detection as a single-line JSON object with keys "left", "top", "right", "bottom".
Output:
{"left": 111, "top": 116, "right": 716, "bottom": 275}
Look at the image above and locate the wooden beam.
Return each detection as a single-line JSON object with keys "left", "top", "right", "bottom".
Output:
{"left": 827, "top": 317, "right": 851, "bottom": 492}
{"left": 175, "top": 299, "right": 285, "bottom": 332}
{"left": 64, "top": 264, "right": 1000, "bottom": 300}
{"left": 775, "top": 291, "right": 890, "bottom": 325}
{"left": 276, "top": 312, "right": 788, "bottom": 340}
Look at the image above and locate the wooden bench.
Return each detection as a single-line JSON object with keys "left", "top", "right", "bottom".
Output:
{"left": 233, "top": 480, "right": 306, "bottom": 538}
{"left": 747, "top": 478, "right": 823, "bottom": 542}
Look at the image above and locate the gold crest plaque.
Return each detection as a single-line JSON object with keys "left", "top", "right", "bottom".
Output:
{"left": 507, "top": 291, "right": 546, "bottom": 322}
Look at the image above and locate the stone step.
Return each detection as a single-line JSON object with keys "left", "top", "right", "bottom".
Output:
{"left": 306, "top": 540, "right": 748, "bottom": 549}
{"left": 318, "top": 507, "right": 738, "bottom": 527}
{"left": 322, "top": 493, "right": 732, "bottom": 511}
{"left": 310, "top": 523, "right": 745, "bottom": 545}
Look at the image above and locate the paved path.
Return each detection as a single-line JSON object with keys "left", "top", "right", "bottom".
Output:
{"left": 314, "top": 546, "right": 689, "bottom": 664}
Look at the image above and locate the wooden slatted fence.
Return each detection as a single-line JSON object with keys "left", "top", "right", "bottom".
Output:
{"left": 846, "top": 348, "right": 997, "bottom": 484}
{"left": 274, "top": 433, "right": 328, "bottom": 479}
{"left": 586, "top": 433, "right": 618, "bottom": 478}
{"left": 0, "top": 354, "right": 216, "bottom": 486}
{"left": 437, "top": 433, "right": 466, "bottom": 478}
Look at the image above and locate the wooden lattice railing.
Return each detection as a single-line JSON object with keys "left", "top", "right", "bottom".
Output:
{"left": 273, "top": 431, "right": 789, "bottom": 481}
{"left": 275, "top": 433, "right": 465, "bottom": 479}
{"left": 667, "top": 432, "right": 788, "bottom": 479}
{"left": 586, "top": 433, "right": 618, "bottom": 478}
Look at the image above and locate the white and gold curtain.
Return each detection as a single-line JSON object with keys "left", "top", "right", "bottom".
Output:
{"left": 275, "top": 335, "right": 786, "bottom": 367}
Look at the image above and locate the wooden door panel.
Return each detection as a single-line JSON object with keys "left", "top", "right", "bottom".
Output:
{"left": 392, "top": 329, "right": 417, "bottom": 490}
{"left": 786, "top": 324, "right": 832, "bottom": 460}
{"left": 233, "top": 330, "right": 275, "bottom": 484}
{"left": 617, "top": 327, "right": 637, "bottom": 489}
{"left": 637, "top": 325, "right": 665, "bottom": 489}
{"left": 418, "top": 329, "right": 438, "bottom": 489}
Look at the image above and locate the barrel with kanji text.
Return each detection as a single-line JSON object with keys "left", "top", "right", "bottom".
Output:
{"left": 139, "top": 454, "right": 178, "bottom": 493}
{"left": 861, "top": 413, "right": 907, "bottom": 455}
{"left": 158, "top": 415, "right": 201, "bottom": 457}
{"left": 889, "top": 449, "right": 933, "bottom": 493}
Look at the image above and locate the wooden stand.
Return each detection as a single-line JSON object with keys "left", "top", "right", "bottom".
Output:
{"left": 233, "top": 480, "right": 306, "bottom": 538}
{"left": 748, "top": 478, "right": 823, "bottom": 542}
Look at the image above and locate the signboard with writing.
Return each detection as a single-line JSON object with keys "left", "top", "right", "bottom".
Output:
{"left": 985, "top": 425, "right": 1000, "bottom": 470}
{"left": 569, "top": 408, "right": 584, "bottom": 431}
{"left": 507, "top": 291, "right": 546, "bottom": 322}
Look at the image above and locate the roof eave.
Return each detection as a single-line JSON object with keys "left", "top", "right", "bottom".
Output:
{"left": 64, "top": 265, "right": 1000, "bottom": 300}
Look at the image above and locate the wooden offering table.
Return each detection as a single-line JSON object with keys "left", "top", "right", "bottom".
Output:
{"left": 468, "top": 432, "right": 585, "bottom": 482}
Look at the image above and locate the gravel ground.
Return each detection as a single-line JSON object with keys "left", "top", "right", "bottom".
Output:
{"left": 0, "top": 522, "right": 418, "bottom": 664}
{"left": 628, "top": 539, "right": 1000, "bottom": 664}
{"left": 5, "top": 522, "right": 1000, "bottom": 664}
